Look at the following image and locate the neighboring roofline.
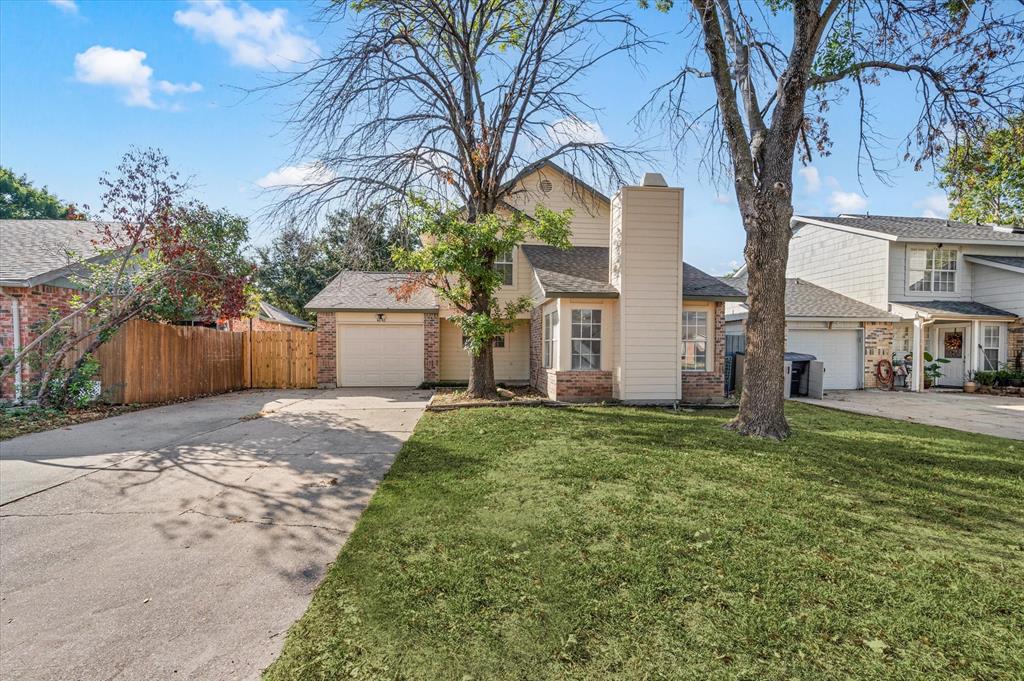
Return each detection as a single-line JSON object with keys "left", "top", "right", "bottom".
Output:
{"left": 792, "top": 215, "right": 1024, "bottom": 245}
{"left": 258, "top": 315, "right": 313, "bottom": 329}
{"left": 305, "top": 306, "right": 440, "bottom": 313}
{"left": 963, "top": 255, "right": 1024, "bottom": 274}
{"left": 1, "top": 250, "right": 113, "bottom": 289}
{"left": 545, "top": 291, "right": 619, "bottom": 299}
{"left": 684, "top": 293, "right": 747, "bottom": 302}
{"left": 725, "top": 310, "right": 899, "bottom": 323}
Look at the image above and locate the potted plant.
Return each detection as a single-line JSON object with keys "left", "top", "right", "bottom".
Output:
{"left": 922, "top": 351, "right": 950, "bottom": 389}
{"left": 964, "top": 370, "right": 977, "bottom": 394}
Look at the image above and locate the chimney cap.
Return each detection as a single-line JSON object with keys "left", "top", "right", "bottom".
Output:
{"left": 640, "top": 172, "right": 668, "bottom": 187}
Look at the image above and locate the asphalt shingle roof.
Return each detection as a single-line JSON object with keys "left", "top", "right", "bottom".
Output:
{"left": 797, "top": 215, "right": 1024, "bottom": 242}
{"left": 963, "top": 254, "right": 1024, "bottom": 271}
{"left": 520, "top": 245, "right": 745, "bottom": 299}
{"left": 894, "top": 300, "right": 1017, "bottom": 318}
{"left": 722, "top": 275, "right": 899, "bottom": 320}
{"left": 0, "top": 220, "right": 111, "bottom": 285}
{"left": 305, "top": 271, "right": 438, "bottom": 311}
{"left": 258, "top": 301, "right": 313, "bottom": 328}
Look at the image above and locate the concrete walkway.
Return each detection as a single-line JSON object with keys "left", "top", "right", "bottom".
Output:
{"left": 796, "top": 389, "right": 1024, "bottom": 440}
{"left": 0, "top": 387, "right": 431, "bottom": 680}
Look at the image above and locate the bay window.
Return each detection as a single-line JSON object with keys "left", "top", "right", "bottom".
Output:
{"left": 570, "top": 309, "right": 602, "bottom": 370}
{"left": 542, "top": 310, "right": 557, "bottom": 369}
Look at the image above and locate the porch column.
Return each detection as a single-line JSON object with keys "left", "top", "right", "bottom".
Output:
{"left": 912, "top": 317, "right": 924, "bottom": 392}
{"left": 971, "top": 319, "right": 981, "bottom": 373}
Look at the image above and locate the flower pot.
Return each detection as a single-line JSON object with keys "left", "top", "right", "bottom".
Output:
{"left": 964, "top": 381, "right": 977, "bottom": 394}
{"left": 924, "top": 378, "right": 933, "bottom": 389}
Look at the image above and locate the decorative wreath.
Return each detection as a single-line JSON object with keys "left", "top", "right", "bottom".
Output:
{"left": 944, "top": 334, "right": 963, "bottom": 353}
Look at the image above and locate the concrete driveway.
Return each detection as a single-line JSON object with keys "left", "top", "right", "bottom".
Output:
{"left": 796, "top": 389, "right": 1024, "bottom": 440}
{"left": 0, "top": 387, "right": 430, "bottom": 680}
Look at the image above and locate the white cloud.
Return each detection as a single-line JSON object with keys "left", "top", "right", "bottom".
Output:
{"left": 915, "top": 193, "right": 950, "bottom": 219}
{"left": 174, "top": 0, "right": 317, "bottom": 70}
{"left": 49, "top": 0, "right": 78, "bottom": 14}
{"left": 828, "top": 190, "right": 868, "bottom": 214}
{"left": 798, "top": 166, "right": 821, "bottom": 193}
{"left": 74, "top": 46, "right": 201, "bottom": 108}
{"left": 547, "top": 117, "right": 609, "bottom": 146}
{"left": 714, "top": 193, "right": 732, "bottom": 205}
{"left": 256, "top": 163, "right": 335, "bottom": 189}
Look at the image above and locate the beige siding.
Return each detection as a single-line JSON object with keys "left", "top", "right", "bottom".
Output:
{"left": 788, "top": 222, "right": 889, "bottom": 308}
{"left": 612, "top": 186, "right": 683, "bottom": 402}
{"left": 504, "top": 167, "right": 611, "bottom": 247}
{"left": 439, "top": 318, "right": 530, "bottom": 382}
{"left": 972, "top": 264, "right": 1024, "bottom": 316}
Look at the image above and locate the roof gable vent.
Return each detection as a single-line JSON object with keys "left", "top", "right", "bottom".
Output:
{"left": 640, "top": 172, "right": 668, "bottom": 187}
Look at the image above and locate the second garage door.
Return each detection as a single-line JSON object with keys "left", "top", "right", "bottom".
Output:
{"left": 338, "top": 323, "right": 424, "bottom": 387}
{"left": 786, "top": 328, "right": 862, "bottom": 390}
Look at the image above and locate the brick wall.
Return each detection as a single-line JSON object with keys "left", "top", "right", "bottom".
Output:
{"left": 529, "top": 307, "right": 544, "bottom": 392}
{"left": 423, "top": 312, "right": 440, "bottom": 382}
{"left": 862, "top": 322, "right": 894, "bottom": 388}
{"left": 1, "top": 284, "right": 81, "bottom": 399}
{"left": 1009, "top": 320, "right": 1024, "bottom": 370}
{"left": 551, "top": 370, "right": 613, "bottom": 401}
{"left": 680, "top": 301, "right": 727, "bottom": 404}
{"left": 315, "top": 312, "right": 337, "bottom": 388}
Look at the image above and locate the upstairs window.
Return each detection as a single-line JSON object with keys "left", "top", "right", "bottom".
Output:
{"left": 909, "top": 248, "right": 957, "bottom": 292}
{"left": 494, "top": 249, "right": 514, "bottom": 286}
{"left": 682, "top": 310, "right": 708, "bottom": 371}
{"left": 570, "top": 309, "right": 602, "bottom": 370}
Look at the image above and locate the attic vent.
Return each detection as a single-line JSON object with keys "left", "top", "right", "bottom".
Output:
{"left": 539, "top": 177, "right": 553, "bottom": 193}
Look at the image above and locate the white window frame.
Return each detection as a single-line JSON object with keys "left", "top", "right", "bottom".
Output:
{"left": 493, "top": 334, "right": 505, "bottom": 349}
{"left": 908, "top": 248, "right": 958, "bottom": 293}
{"left": 494, "top": 249, "right": 514, "bottom": 286}
{"left": 982, "top": 324, "right": 1001, "bottom": 371}
{"left": 682, "top": 308, "right": 710, "bottom": 371}
{"left": 570, "top": 309, "right": 602, "bottom": 371}
{"left": 542, "top": 310, "right": 557, "bottom": 369}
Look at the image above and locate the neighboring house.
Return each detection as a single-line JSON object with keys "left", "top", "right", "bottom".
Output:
{"left": 771, "top": 214, "right": 1024, "bottom": 390}
{"left": 0, "top": 219, "right": 110, "bottom": 399}
{"left": 306, "top": 163, "right": 745, "bottom": 403}
{"left": 221, "top": 301, "right": 314, "bottom": 332}
{"left": 721, "top": 276, "right": 901, "bottom": 390}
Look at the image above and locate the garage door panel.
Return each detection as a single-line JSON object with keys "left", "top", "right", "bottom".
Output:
{"left": 339, "top": 324, "right": 423, "bottom": 387}
{"left": 786, "top": 329, "right": 862, "bottom": 390}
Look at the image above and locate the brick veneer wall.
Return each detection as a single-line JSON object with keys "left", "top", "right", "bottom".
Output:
{"left": 423, "top": 312, "right": 440, "bottom": 382}
{"left": 529, "top": 307, "right": 544, "bottom": 392}
{"left": 1009, "top": 320, "right": 1024, "bottom": 369}
{"left": 551, "top": 370, "right": 613, "bottom": 401}
{"left": 315, "top": 312, "right": 337, "bottom": 388}
{"left": 680, "top": 301, "right": 727, "bottom": 404}
{"left": 1, "top": 284, "right": 81, "bottom": 399}
{"left": 862, "top": 322, "right": 895, "bottom": 388}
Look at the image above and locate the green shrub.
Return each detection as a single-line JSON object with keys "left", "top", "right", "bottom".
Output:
{"left": 974, "top": 371, "right": 997, "bottom": 386}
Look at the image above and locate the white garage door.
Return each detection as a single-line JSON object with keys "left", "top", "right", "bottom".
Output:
{"left": 786, "top": 329, "right": 862, "bottom": 390}
{"left": 338, "top": 324, "right": 424, "bottom": 387}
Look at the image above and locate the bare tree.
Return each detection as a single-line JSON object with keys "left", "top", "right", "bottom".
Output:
{"left": 265, "top": 0, "right": 650, "bottom": 397}
{"left": 643, "top": 0, "right": 1024, "bottom": 438}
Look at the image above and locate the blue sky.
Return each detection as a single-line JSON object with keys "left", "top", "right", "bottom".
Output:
{"left": 1, "top": 0, "right": 954, "bottom": 274}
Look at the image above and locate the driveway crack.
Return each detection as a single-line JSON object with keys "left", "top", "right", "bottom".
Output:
{"left": 179, "top": 508, "right": 346, "bottom": 534}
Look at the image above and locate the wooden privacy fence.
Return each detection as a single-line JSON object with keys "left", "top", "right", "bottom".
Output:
{"left": 243, "top": 329, "right": 317, "bottom": 389}
{"left": 91, "top": 318, "right": 316, "bottom": 404}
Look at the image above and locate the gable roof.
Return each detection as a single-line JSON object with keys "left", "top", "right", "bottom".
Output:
{"left": 963, "top": 254, "right": 1024, "bottom": 273}
{"left": 794, "top": 214, "right": 1024, "bottom": 244}
{"left": 722, "top": 275, "right": 899, "bottom": 321}
{"left": 520, "top": 245, "right": 745, "bottom": 300}
{"left": 504, "top": 159, "right": 612, "bottom": 205}
{"left": 305, "top": 271, "right": 438, "bottom": 312}
{"left": 0, "top": 219, "right": 112, "bottom": 287}
{"left": 258, "top": 301, "right": 313, "bottom": 328}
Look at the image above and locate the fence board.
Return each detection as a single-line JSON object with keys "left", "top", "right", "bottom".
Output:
{"left": 245, "top": 329, "right": 317, "bottom": 389}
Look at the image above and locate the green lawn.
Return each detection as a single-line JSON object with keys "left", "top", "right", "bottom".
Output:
{"left": 265, "top": 403, "right": 1023, "bottom": 680}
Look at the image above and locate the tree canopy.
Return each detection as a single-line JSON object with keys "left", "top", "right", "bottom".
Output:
{"left": 942, "top": 114, "right": 1024, "bottom": 227}
{"left": 0, "top": 167, "right": 82, "bottom": 219}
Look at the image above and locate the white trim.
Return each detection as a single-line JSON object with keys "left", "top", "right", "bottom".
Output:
{"left": 791, "top": 215, "right": 1024, "bottom": 245}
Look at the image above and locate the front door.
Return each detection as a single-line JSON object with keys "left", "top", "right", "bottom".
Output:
{"left": 937, "top": 326, "right": 966, "bottom": 386}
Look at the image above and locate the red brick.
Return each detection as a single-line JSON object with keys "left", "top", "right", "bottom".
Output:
{"left": 315, "top": 312, "right": 337, "bottom": 388}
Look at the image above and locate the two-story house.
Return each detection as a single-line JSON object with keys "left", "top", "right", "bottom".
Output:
{"left": 306, "top": 162, "right": 745, "bottom": 403}
{"left": 764, "top": 215, "right": 1023, "bottom": 391}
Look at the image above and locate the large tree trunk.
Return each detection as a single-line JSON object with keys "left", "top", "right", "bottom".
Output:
{"left": 726, "top": 190, "right": 792, "bottom": 439}
{"left": 469, "top": 342, "right": 497, "bottom": 398}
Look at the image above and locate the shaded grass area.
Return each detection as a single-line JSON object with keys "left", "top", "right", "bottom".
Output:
{"left": 266, "top": 404, "right": 1024, "bottom": 680}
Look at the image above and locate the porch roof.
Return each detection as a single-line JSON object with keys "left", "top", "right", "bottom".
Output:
{"left": 890, "top": 300, "right": 1018, "bottom": 320}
